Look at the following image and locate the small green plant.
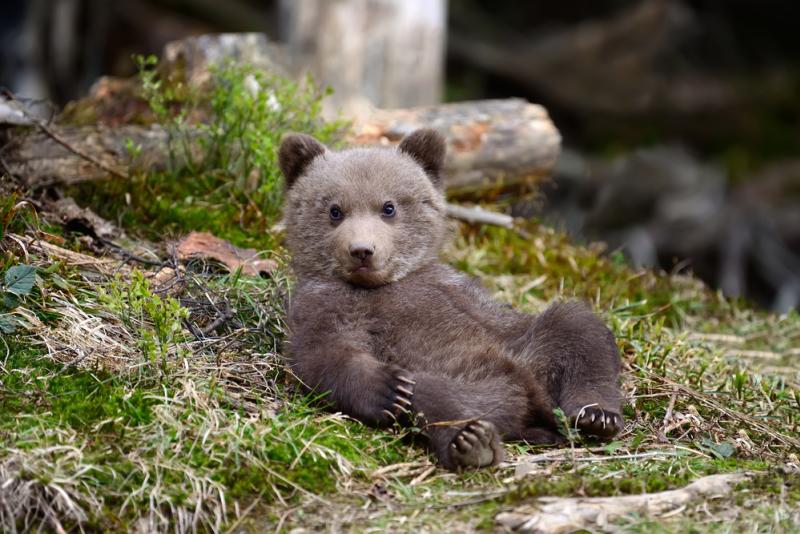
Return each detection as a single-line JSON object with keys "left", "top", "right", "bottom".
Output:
{"left": 0, "top": 264, "right": 36, "bottom": 333}
{"left": 75, "top": 55, "right": 345, "bottom": 250}
{"left": 99, "top": 270, "right": 188, "bottom": 374}
{"left": 0, "top": 193, "right": 37, "bottom": 241}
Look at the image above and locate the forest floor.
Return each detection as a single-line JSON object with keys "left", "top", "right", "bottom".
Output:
{"left": 3, "top": 195, "right": 798, "bottom": 533}
{"left": 1, "top": 60, "right": 799, "bottom": 533}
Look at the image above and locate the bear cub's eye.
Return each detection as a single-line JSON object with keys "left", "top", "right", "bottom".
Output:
{"left": 382, "top": 201, "right": 396, "bottom": 218}
{"left": 329, "top": 205, "right": 343, "bottom": 221}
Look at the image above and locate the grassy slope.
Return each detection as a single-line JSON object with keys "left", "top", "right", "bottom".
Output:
{"left": 1, "top": 208, "right": 798, "bottom": 532}
{"left": 1, "top": 60, "right": 798, "bottom": 532}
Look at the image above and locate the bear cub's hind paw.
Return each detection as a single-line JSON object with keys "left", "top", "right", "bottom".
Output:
{"left": 447, "top": 420, "right": 504, "bottom": 469}
{"left": 573, "top": 406, "right": 623, "bottom": 438}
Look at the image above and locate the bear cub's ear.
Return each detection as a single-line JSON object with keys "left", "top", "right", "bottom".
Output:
{"left": 398, "top": 129, "right": 446, "bottom": 187}
{"left": 279, "top": 133, "right": 327, "bottom": 188}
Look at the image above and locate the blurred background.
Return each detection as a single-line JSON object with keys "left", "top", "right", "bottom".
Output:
{"left": 2, "top": 0, "right": 799, "bottom": 312}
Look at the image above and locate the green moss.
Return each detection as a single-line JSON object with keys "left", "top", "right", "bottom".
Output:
{"left": 0, "top": 343, "right": 158, "bottom": 434}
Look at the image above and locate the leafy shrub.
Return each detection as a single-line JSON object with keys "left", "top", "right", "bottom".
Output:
{"left": 99, "top": 270, "right": 188, "bottom": 375}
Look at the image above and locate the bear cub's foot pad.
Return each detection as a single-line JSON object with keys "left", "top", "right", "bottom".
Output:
{"left": 448, "top": 420, "right": 504, "bottom": 469}
{"left": 573, "top": 406, "right": 623, "bottom": 438}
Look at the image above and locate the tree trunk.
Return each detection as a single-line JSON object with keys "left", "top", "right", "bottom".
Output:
{"left": 279, "top": 0, "right": 447, "bottom": 114}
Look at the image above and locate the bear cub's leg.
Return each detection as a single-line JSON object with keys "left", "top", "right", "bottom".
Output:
{"left": 514, "top": 301, "right": 625, "bottom": 438}
{"left": 408, "top": 371, "right": 541, "bottom": 470}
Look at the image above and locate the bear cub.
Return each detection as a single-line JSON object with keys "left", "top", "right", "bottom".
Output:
{"left": 280, "top": 129, "right": 623, "bottom": 470}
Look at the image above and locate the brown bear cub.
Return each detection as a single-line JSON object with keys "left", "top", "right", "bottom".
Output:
{"left": 279, "top": 129, "right": 623, "bottom": 470}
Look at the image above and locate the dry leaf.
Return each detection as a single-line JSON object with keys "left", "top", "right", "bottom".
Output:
{"left": 176, "top": 232, "right": 277, "bottom": 277}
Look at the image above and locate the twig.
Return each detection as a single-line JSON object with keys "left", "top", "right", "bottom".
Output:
{"left": 8, "top": 232, "right": 128, "bottom": 274}
{"left": 518, "top": 450, "right": 679, "bottom": 465}
{"left": 658, "top": 387, "right": 679, "bottom": 442}
{"left": 424, "top": 487, "right": 517, "bottom": 510}
{"left": 54, "top": 349, "right": 92, "bottom": 376}
{"left": 98, "top": 238, "right": 164, "bottom": 267}
{"left": 222, "top": 495, "right": 262, "bottom": 534}
{"left": 644, "top": 369, "right": 800, "bottom": 450}
{"left": 2, "top": 89, "right": 130, "bottom": 181}
{"left": 409, "top": 465, "right": 436, "bottom": 486}
{"left": 371, "top": 462, "right": 431, "bottom": 478}
{"left": 446, "top": 203, "right": 514, "bottom": 228}
{"left": 200, "top": 308, "right": 235, "bottom": 336}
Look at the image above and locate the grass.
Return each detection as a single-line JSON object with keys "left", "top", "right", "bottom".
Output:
{"left": 2, "top": 215, "right": 798, "bottom": 532}
{"left": 1, "top": 58, "right": 799, "bottom": 532}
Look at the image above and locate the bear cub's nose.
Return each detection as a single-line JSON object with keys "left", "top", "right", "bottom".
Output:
{"left": 349, "top": 243, "right": 375, "bottom": 261}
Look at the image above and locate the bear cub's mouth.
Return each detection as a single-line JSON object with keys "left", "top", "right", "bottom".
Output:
{"left": 344, "top": 259, "right": 389, "bottom": 287}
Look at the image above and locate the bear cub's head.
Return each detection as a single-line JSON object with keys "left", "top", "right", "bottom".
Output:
{"left": 279, "top": 129, "right": 447, "bottom": 288}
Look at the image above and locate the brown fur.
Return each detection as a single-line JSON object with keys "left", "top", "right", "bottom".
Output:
{"left": 281, "top": 129, "right": 624, "bottom": 470}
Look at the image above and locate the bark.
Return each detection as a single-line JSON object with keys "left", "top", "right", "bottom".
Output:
{"left": 3, "top": 98, "right": 560, "bottom": 197}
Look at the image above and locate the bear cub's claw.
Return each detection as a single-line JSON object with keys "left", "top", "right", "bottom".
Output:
{"left": 378, "top": 367, "right": 415, "bottom": 424}
{"left": 448, "top": 420, "right": 504, "bottom": 469}
{"left": 573, "top": 406, "right": 623, "bottom": 438}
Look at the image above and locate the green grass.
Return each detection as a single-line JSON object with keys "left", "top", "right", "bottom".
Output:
{"left": 0, "top": 257, "right": 420, "bottom": 531}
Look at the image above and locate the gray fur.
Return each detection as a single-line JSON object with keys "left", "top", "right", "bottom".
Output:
{"left": 281, "top": 130, "right": 624, "bottom": 470}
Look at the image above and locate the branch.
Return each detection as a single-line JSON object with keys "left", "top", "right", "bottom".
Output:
{"left": 496, "top": 473, "right": 749, "bottom": 533}
{"left": 446, "top": 203, "right": 513, "bottom": 228}
{"left": 2, "top": 90, "right": 130, "bottom": 181}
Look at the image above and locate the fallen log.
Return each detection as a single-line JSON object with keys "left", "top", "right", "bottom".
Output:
{"left": 351, "top": 98, "right": 561, "bottom": 196}
{"left": 2, "top": 98, "right": 560, "bottom": 197}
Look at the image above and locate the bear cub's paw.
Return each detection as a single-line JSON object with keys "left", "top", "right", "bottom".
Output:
{"left": 371, "top": 365, "right": 415, "bottom": 426}
{"left": 447, "top": 420, "right": 505, "bottom": 469}
{"left": 573, "top": 406, "right": 623, "bottom": 438}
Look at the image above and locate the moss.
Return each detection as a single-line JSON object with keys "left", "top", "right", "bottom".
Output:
{"left": 0, "top": 343, "right": 153, "bottom": 432}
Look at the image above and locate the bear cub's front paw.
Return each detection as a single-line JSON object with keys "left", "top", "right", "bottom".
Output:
{"left": 370, "top": 365, "right": 415, "bottom": 426}
{"left": 573, "top": 405, "right": 623, "bottom": 438}
{"left": 447, "top": 420, "right": 505, "bottom": 469}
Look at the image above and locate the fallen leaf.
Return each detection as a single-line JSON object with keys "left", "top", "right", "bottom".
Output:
{"left": 5, "top": 265, "right": 36, "bottom": 296}
{"left": 176, "top": 232, "right": 277, "bottom": 277}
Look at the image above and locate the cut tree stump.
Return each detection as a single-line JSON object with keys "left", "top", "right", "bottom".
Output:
{"left": 3, "top": 98, "right": 560, "bottom": 197}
